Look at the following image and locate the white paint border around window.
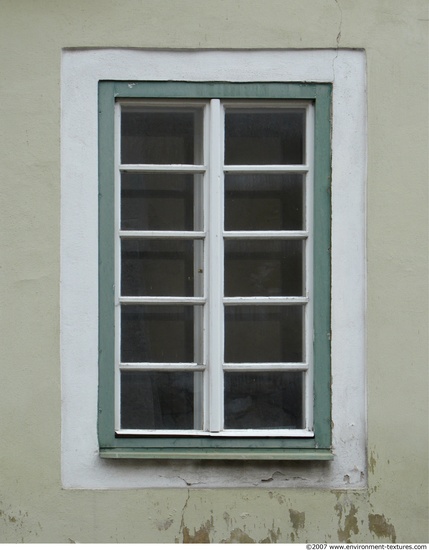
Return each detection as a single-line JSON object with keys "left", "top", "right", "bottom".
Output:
{"left": 61, "top": 49, "right": 366, "bottom": 489}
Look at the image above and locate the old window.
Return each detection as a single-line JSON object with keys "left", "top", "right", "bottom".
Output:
{"left": 98, "top": 82, "right": 332, "bottom": 459}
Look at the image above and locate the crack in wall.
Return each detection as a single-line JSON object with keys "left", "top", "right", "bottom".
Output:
{"left": 178, "top": 489, "right": 191, "bottom": 542}
{"left": 332, "top": 0, "right": 343, "bottom": 78}
{"left": 334, "top": 0, "right": 343, "bottom": 47}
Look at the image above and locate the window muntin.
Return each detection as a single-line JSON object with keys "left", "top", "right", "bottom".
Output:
{"left": 115, "top": 99, "right": 314, "bottom": 436}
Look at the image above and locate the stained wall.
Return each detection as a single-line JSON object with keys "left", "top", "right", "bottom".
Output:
{"left": 0, "top": 0, "right": 427, "bottom": 543}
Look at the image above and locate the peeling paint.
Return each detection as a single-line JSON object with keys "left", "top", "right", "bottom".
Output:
{"left": 182, "top": 520, "right": 212, "bottom": 543}
{"left": 221, "top": 528, "right": 255, "bottom": 543}
{"left": 369, "top": 450, "right": 377, "bottom": 474}
{"left": 368, "top": 514, "right": 396, "bottom": 543}
{"left": 334, "top": 501, "right": 359, "bottom": 542}
{"left": 266, "top": 524, "right": 281, "bottom": 543}
{"left": 223, "top": 511, "right": 231, "bottom": 529}
{"left": 289, "top": 509, "right": 305, "bottom": 532}
{"left": 261, "top": 471, "right": 287, "bottom": 483}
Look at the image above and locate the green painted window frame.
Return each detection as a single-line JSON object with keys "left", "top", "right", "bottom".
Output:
{"left": 98, "top": 81, "right": 332, "bottom": 460}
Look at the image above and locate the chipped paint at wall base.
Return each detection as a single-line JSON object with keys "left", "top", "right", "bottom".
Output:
{"left": 0, "top": 0, "right": 427, "bottom": 543}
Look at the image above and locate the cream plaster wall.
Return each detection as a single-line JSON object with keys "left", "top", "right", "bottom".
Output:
{"left": 0, "top": 0, "right": 427, "bottom": 543}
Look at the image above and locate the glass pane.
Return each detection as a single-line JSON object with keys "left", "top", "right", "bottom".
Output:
{"left": 225, "top": 240, "right": 303, "bottom": 297}
{"left": 121, "top": 371, "right": 202, "bottom": 429}
{"left": 121, "top": 173, "right": 202, "bottom": 231}
{"left": 224, "top": 371, "right": 304, "bottom": 429}
{"left": 121, "top": 239, "right": 203, "bottom": 297}
{"left": 224, "top": 306, "right": 304, "bottom": 363}
{"left": 225, "top": 109, "right": 305, "bottom": 165}
{"left": 121, "top": 305, "right": 202, "bottom": 363}
{"left": 225, "top": 173, "right": 304, "bottom": 231}
{"left": 121, "top": 107, "right": 203, "bottom": 164}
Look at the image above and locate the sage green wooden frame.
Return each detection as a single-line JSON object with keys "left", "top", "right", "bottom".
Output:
{"left": 98, "top": 81, "right": 332, "bottom": 460}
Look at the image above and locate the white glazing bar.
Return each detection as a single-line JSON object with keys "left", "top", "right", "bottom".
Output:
{"left": 119, "top": 363, "right": 204, "bottom": 371}
{"left": 223, "top": 363, "right": 309, "bottom": 371}
{"left": 305, "top": 102, "right": 315, "bottom": 432}
{"left": 119, "top": 231, "right": 206, "bottom": 239}
{"left": 224, "top": 165, "right": 309, "bottom": 173}
{"left": 223, "top": 297, "right": 308, "bottom": 305}
{"left": 119, "top": 296, "right": 206, "bottom": 305}
{"left": 223, "top": 231, "right": 308, "bottom": 239}
{"left": 208, "top": 99, "right": 223, "bottom": 432}
{"left": 116, "top": 429, "right": 313, "bottom": 437}
{"left": 120, "top": 164, "right": 206, "bottom": 173}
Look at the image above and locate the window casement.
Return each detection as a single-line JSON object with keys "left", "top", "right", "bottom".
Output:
{"left": 98, "top": 82, "right": 332, "bottom": 459}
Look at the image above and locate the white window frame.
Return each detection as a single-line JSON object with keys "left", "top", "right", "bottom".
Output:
{"left": 115, "top": 98, "right": 315, "bottom": 438}
{"left": 61, "top": 49, "right": 366, "bottom": 488}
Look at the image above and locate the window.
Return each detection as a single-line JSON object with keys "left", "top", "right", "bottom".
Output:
{"left": 61, "top": 49, "right": 366, "bottom": 487}
{"left": 98, "top": 82, "right": 332, "bottom": 459}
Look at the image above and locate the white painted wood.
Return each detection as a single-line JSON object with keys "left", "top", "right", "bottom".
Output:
{"left": 202, "top": 102, "right": 211, "bottom": 427}
{"left": 223, "top": 230, "right": 308, "bottom": 239}
{"left": 119, "top": 230, "right": 206, "bottom": 239}
{"left": 224, "top": 165, "right": 309, "bottom": 173}
{"left": 119, "top": 296, "right": 206, "bottom": 304}
{"left": 207, "top": 98, "right": 224, "bottom": 432}
{"left": 223, "top": 297, "right": 308, "bottom": 305}
{"left": 223, "top": 363, "right": 308, "bottom": 371}
{"left": 120, "top": 164, "right": 206, "bottom": 173}
{"left": 116, "top": 428, "right": 313, "bottom": 437}
{"left": 119, "top": 363, "right": 205, "bottom": 371}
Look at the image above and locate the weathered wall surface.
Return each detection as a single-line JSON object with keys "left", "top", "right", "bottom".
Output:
{"left": 0, "top": 0, "right": 427, "bottom": 543}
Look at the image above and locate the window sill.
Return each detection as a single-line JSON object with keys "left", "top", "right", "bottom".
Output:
{"left": 99, "top": 448, "right": 333, "bottom": 460}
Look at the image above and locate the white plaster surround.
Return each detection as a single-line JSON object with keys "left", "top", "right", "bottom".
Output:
{"left": 61, "top": 49, "right": 367, "bottom": 489}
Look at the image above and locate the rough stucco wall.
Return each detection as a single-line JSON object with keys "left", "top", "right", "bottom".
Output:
{"left": 0, "top": 0, "right": 427, "bottom": 543}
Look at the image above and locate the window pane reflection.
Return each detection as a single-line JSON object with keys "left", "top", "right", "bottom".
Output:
{"left": 224, "top": 371, "right": 304, "bottom": 429}
{"left": 121, "top": 371, "right": 202, "bottom": 429}
{"left": 121, "top": 305, "right": 202, "bottom": 363}
{"left": 225, "top": 173, "right": 304, "bottom": 231}
{"left": 121, "top": 173, "right": 202, "bottom": 231}
{"left": 225, "top": 306, "right": 304, "bottom": 363}
{"left": 121, "top": 239, "right": 203, "bottom": 297}
{"left": 225, "top": 240, "right": 303, "bottom": 297}
{"left": 121, "top": 108, "right": 203, "bottom": 164}
{"left": 225, "top": 109, "right": 305, "bottom": 165}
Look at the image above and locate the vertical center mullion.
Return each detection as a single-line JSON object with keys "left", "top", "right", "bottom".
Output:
{"left": 208, "top": 99, "right": 224, "bottom": 432}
